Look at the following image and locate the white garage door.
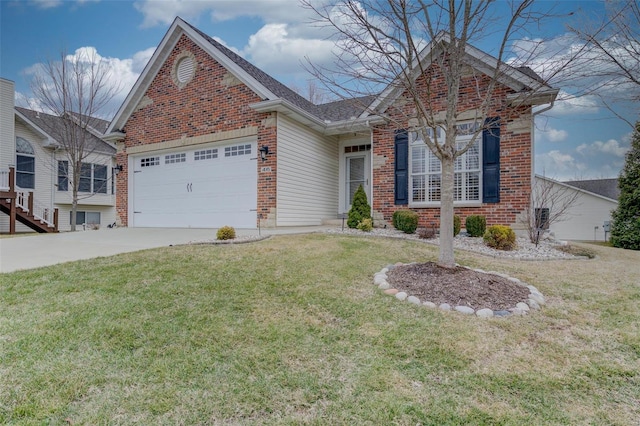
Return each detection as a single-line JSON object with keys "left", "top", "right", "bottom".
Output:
{"left": 132, "top": 142, "right": 257, "bottom": 228}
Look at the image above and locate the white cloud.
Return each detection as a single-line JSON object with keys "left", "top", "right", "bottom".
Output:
{"left": 547, "top": 90, "right": 599, "bottom": 116}
{"left": 538, "top": 126, "right": 568, "bottom": 143}
{"left": 576, "top": 139, "right": 629, "bottom": 158}
{"left": 29, "top": 0, "right": 63, "bottom": 8}
{"left": 133, "top": 0, "right": 313, "bottom": 28}
{"left": 535, "top": 150, "right": 588, "bottom": 180}
{"left": 20, "top": 46, "right": 155, "bottom": 119}
{"left": 242, "top": 24, "right": 336, "bottom": 76}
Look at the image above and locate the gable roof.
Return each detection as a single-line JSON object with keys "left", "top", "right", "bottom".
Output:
{"left": 16, "top": 107, "right": 116, "bottom": 156}
{"left": 364, "top": 32, "right": 559, "bottom": 118}
{"left": 564, "top": 178, "right": 620, "bottom": 201}
{"left": 106, "top": 17, "right": 377, "bottom": 137}
{"left": 106, "top": 19, "right": 557, "bottom": 138}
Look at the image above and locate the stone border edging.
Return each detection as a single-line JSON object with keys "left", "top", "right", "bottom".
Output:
{"left": 374, "top": 263, "right": 546, "bottom": 318}
{"left": 187, "top": 235, "right": 272, "bottom": 245}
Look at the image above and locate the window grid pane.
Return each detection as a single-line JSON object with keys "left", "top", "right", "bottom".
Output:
{"left": 410, "top": 125, "right": 482, "bottom": 204}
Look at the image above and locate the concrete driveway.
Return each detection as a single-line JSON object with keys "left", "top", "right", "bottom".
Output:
{"left": 0, "top": 226, "right": 328, "bottom": 273}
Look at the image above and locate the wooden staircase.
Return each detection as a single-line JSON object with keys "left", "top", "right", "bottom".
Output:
{"left": 0, "top": 167, "right": 58, "bottom": 234}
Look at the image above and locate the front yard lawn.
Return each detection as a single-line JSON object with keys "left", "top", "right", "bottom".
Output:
{"left": 1, "top": 234, "right": 639, "bottom": 424}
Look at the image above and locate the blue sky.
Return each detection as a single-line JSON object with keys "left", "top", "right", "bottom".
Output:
{"left": 1, "top": 0, "right": 636, "bottom": 180}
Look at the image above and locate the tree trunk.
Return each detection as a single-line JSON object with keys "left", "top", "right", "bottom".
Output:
{"left": 438, "top": 155, "right": 455, "bottom": 268}
{"left": 71, "top": 190, "right": 78, "bottom": 232}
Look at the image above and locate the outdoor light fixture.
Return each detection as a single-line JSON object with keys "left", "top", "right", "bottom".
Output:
{"left": 259, "top": 145, "right": 269, "bottom": 161}
{"left": 114, "top": 164, "right": 124, "bottom": 175}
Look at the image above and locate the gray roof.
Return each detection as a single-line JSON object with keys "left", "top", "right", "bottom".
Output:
{"left": 564, "top": 178, "right": 620, "bottom": 200}
{"left": 186, "top": 21, "right": 374, "bottom": 122}
{"left": 15, "top": 107, "right": 116, "bottom": 155}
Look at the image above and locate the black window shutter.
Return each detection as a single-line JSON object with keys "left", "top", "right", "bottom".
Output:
{"left": 394, "top": 129, "right": 409, "bottom": 205}
{"left": 482, "top": 117, "right": 500, "bottom": 203}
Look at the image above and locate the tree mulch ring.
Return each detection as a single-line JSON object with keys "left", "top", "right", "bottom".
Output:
{"left": 386, "top": 262, "right": 530, "bottom": 311}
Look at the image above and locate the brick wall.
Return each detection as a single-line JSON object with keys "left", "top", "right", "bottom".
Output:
{"left": 116, "top": 34, "right": 277, "bottom": 226}
{"left": 371, "top": 63, "right": 533, "bottom": 230}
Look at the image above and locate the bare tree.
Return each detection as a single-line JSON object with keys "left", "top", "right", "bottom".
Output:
{"left": 568, "top": 0, "right": 640, "bottom": 127}
{"left": 29, "top": 48, "right": 120, "bottom": 231}
{"left": 303, "top": 0, "right": 567, "bottom": 267}
{"left": 290, "top": 79, "right": 333, "bottom": 104}
{"left": 522, "top": 176, "right": 581, "bottom": 246}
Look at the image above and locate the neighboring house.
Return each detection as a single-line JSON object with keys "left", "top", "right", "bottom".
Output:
{"left": 534, "top": 175, "right": 618, "bottom": 241}
{"left": 0, "top": 78, "right": 117, "bottom": 233}
{"left": 105, "top": 17, "right": 557, "bottom": 230}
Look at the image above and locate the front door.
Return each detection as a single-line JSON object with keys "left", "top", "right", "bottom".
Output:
{"left": 345, "top": 153, "right": 371, "bottom": 210}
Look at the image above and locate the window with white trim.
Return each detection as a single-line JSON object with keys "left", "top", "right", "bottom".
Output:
{"left": 79, "top": 163, "right": 108, "bottom": 194}
{"left": 410, "top": 123, "right": 482, "bottom": 204}
{"left": 225, "top": 144, "right": 251, "bottom": 157}
{"left": 70, "top": 211, "right": 101, "bottom": 225}
{"left": 58, "top": 160, "right": 69, "bottom": 191}
{"left": 16, "top": 137, "right": 35, "bottom": 189}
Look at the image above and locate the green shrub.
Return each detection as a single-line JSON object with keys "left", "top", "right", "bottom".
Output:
{"left": 483, "top": 225, "right": 516, "bottom": 250}
{"left": 454, "top": 215, "right": 461, "bottom": 237}
{"left": 393, "top": 210, "right": 419, "bottom": 234}
{"left": 347, "top": 185, "right": 372, "bottom": 229}
{"left": 216, "top": 226, "right": 236, "bottom": 240}
{"left": 357, "top": 218, "right": 373, "bottom": 232}
{"left": 465, "top": 215, "right": 486, "bottom": 237}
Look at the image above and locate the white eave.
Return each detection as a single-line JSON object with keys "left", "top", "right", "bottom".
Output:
{"left": 14, "top": 109, "right": 58, "bottom": 147}
{"left": 507, "top": 88, "right": 559, "bottom": 107}
{"left": 250, "top": 99, "right": 384, "bottom": 135}
{"left": 103, "top": 131, "right": 126, "bottom": 143}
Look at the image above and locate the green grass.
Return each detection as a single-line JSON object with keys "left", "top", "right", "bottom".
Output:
{"left": 1, "top": 234, "right": 639, "bottom": 424}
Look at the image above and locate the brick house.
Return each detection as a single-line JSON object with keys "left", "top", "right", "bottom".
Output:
{"left": 105, "top": 17, "right": 558, "bottom": 230}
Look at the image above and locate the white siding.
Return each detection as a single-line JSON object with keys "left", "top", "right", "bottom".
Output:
{"left": 276, "top": 115, "right": 339, "bottom": 226}
{"left": 0, "top": 79, "right": 15, "bottom": 171}
{"left": 535, "top": 177, "right": 617, "bottom": 241}
{"left": 54, "top": 150, "right": 115, "bottom": 207}
{"left": 57, "top": 204, "right": 117, "bottom": 232}
{"left": 0, "top": 121, "right": 54, "bottom": 233}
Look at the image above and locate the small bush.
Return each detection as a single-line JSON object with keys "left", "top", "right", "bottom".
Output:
{"left": 465, "top": 215, "right": 486, "bottom": 237}
{"left": 393, "top": 210, "right": 419, "bottom": 234}
{"left": 483, "top": 225, "right": 516, "bottom": 250}
{"left": 357, "top": 218, "right": 373, "bottom": 232}
{"left": 418, "top": 227, "right": 436, "bottom": 239}
{"left": 347, "top": 185, "right": 372, "bottom": 229}
{"left": 454, "top": 215, "right": 461, "bottom": 237}
{"left": 216, "top": 226, "right": 236, "bottom": 240}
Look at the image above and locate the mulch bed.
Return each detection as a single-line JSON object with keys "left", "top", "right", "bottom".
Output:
{"left": 387, "top": 262, "right": 530, "bottom": 311}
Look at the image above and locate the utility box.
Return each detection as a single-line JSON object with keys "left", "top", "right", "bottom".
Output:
{"left": 603, "top": 221, "right": 611, "bottom": 232}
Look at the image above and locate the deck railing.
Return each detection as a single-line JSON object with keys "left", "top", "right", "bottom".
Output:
{"left": 15, "top": 189, "right": 56, "bottom": 229}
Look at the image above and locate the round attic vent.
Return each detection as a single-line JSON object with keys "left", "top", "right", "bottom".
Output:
{"left": 172, "top": 51, "right": 196, "bottom": 88}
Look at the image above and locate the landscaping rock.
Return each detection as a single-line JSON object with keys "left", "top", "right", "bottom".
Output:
{"left": 476, "top": 308, "right": 494, "bottom": 318}
{"left": 509, "top": 307, "right": 526, "bottom": 316}
{"left": 439, "top": 303, "right": 452, "bottom": 311}
{"left": 527, "top": 298, "right": 541, "bottom": 310}
{"left": 493, "top": 310, "right": 511, "bottom": 317}
{"left": 380, "top": 267, "right": 389, "bottom": 274}
{"left": 373, "top": 274, "right": 387, "bottom": 285}
{"left": 407, "top": 295, "right": 420, "bottom": 305}
{"left": 422, "top": 301, "right": 437, "bottom": 309}
{"left": 395, "top": 291, "right": 408, "bottom": 301}
{"left": 384, "top": 288, "right": 399, "bottom": 295}
{"left": 378, "top": 281, "right": 391, "bottom": 290}
{"left": 516, "top": 302, "right": 530, "bottom": 312}
{"left": 529, "top": 292, "right": 545, "bottom": 306}
{"left": 455, "top": 306, "right": 475, "bottom": 315}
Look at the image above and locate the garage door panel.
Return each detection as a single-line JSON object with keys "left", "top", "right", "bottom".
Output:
{"left": 132, "top": 142, "right": 257, "bottom": 228}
